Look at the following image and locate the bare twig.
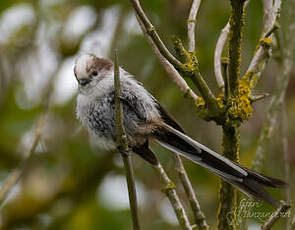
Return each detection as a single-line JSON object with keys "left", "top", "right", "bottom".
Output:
{"left": 172, "top": 37, "right": 218, "bottom": 113}
{"left": 187, "top": 0, "right": 202, "bottom": 53}
{"left": 250, "top": 93, "right": 270, "bottom": 103}
{"left": 0, "top": 61, "right": 62, "bottom": 208}
{"left": 214, "top": 22, "right": 229, "bottom": 90}
{"left": 135, "top": 11, "right": 208, "bottom": 228}
{"left": 245, "top": 0, "right": 281, "bottom": 87}
{"left": 0, "top": 114, "right": 44, "bottom": 206}
{"left": 292, "top": 215, "right": 295, "bottom": 230}
{"left": 175, "top": 155, "right": 209, "bottom": 230}
{"left": 114, "top": 51, "right": 141, "bottom": 230}
{"left": 136, "top": 15, "right": 199, "bottom": 102}
{"left": 154, "top": 162, "right": 192, "bottom": 230}
{"left": 261, "top": 201, "right": 291, "bottom": 230}
{"left": 221, "top": 57, "right": 230, "bottom": 100}
{"left": 108, "top": 6, "right": 129, "bottom": 58}
{"left": 281, "top": 104, "right": 291, "bottom": 230}
{"left": 131, "top": 0, "right": 220, "bottom": 115}
{"left": 252, "top": 0, "right": 295, "bottom": 172}
{"left": 129, "top": 0, "right": 184, "bottom": 71}
{"left": 251, "top": 95, "right": 280, "bottom": 172}
{"left": 214, "top": 0, "right": 250, "bottom": 91}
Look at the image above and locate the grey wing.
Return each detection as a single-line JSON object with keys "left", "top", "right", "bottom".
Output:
{"left": 120, "top": 78, "right": 161, "bottom": 122}
{"left": 87, "top": 78, "right": 160, "bottom": 142}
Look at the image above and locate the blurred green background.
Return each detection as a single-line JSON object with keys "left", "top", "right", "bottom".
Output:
{"left": 0, "top": 0, "right": 294, "bottom": 229}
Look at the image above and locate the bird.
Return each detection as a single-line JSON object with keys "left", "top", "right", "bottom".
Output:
{"left": 74, "top": 53, "right": 286, "bottom": 207}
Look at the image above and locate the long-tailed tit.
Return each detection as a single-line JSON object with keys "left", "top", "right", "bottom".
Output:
{"left": 74, "top": 54, "right": 286, "bottom": 207}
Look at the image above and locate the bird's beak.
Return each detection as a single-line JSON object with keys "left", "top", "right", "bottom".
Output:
{"left": 78, "top": 78, "right": 91, "bottom": 86}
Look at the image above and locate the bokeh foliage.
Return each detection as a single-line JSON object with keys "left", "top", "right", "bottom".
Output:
{"left": 0, "top": 0, "right": 294, "bottom": 229}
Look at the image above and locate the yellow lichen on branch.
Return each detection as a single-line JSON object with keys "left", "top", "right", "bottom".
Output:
{"left": 228, "top": 78, "right": 252, "bottom": 122}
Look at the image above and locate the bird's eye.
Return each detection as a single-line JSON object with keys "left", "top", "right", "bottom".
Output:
{"left": 92, "top": 71, "right": 98, "bottom": 77}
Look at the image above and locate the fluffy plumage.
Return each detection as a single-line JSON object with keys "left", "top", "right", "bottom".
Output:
{"left": 74, "top": 54, "right": 287, "bottom": 207}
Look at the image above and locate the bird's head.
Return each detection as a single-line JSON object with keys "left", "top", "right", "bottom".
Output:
{"left": 74, "top": 54, "right": 113, "bottom": 88}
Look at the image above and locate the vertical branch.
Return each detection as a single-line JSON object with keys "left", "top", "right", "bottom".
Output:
{"left": 292, "top": 215, "right": 295, "bottom": 230}
{"left": 281, "top": 105, "right": 291, "bottom": 203}
{"left": 252, "top": 0, "right": 295, "bottom": 172}
{"left": 221, "top": 57, "right": 230, "bottom": 100}
{"left": 214, "top": 22, "right": 230, "bottom": 90}
{"left": 217, "top": 125, "right": 240, "bottom": 230}
{"left": 114, "top": 51, "right": 141, "bottom": 230}
{"left": 154, "top": 162, "right": 192, "bottom": 230}
{"left": 228, "top": 0, "right": 246, "bottom": 94}
{"left": 245, "top": 0, "right": 281, "bottom": 86}
{"left": 187, "top": 0, "right": 202, "bottom": 53}
{"left": 251, "top": 98, "right": 280, "bottom": 171}
{"left": 217, "top": 1, "right": 246, "bottom": 229}
{"left": 214, "top": 0, "right": 250, "bottom": 92}
{"left": 281, "top": 105, "right": 291, "bottom": 230}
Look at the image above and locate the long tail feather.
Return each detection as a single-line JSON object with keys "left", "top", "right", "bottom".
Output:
{"left": 154, "top": 124, "right": 287, "bottom": 207}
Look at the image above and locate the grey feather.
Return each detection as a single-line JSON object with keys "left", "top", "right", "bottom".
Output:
{"left": 74, "top": 54, "right": 287, "bottom": 207}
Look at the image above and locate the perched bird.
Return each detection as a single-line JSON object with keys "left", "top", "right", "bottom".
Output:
{"left": 74, "top": 53, "right": 286, "bottom": 207}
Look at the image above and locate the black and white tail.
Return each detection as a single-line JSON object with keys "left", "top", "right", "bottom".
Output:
{"left": 154, "top": 124, "right": 287, "bottom": 207}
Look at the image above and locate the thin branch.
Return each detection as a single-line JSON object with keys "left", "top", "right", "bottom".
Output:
{"left": 129, "top": 0, "right": 184, "bottom": 71}
{"left": 187, "top": 0, "right": 202, "bottom": 53}
{"left": 0, "top": 125, "right": 42, "bottom": 207}
{"left": 136, "top": 15, "right": 199, "bottom": 102}
{"left": 261, "top": 201, "right": 291, "bottom": 230}
{"left": 214, "top": 22, "right": 229, "bottom": 90}
{"left": 134, "top": 7, "right": 208, "bottom": 229}
{"left": 131, "top": 0, "right": 219, "bottom": 115}
{"left": 0, "top": 61, "right": 62, "bottom": 207}
{"left": 252, "top": 0, "right": 295, "bottom": 172}
{"left": 245, "top": 0, "right": 281, "bottom": 87}
{"left": 154, "top": 162, "right": 192, "bottom": 230}
{"left": 292, "top": 215, "right": 295, "bottom": 230}
{"left": 250, "top": 93, "right": 270, "bottom": 103}
{"left": 281, "top": 104, "right": 291, "bottom": 230}
{"left": 214, "top": 0, "right": 250, "bottom": 91}
{"left": 114, "top": 51, "right": 141, "bottom": 230}
{"left": 108, "top": 6, "right": 129, "bottom": 58}
{"left": 172, "top": 38, "right": 219, "bottom": 113}
{"left": 251, "top": 95, "right": 281, "bottom": 172}
{"left": 221, "top": 57, "right": 230, "bottom": 100}
{"left": 175, "top": 155, "right": 209, "bottom": 230}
